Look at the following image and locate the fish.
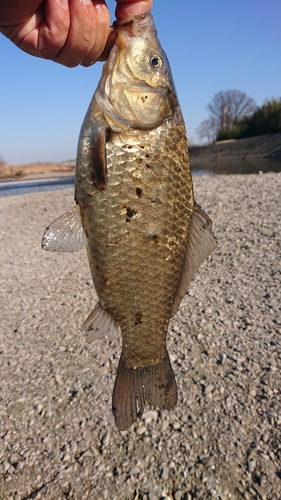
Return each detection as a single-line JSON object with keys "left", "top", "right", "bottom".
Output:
{"left": 42, "top": 12, "right": 216, "bottom": 431}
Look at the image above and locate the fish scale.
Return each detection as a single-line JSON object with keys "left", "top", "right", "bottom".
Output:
{"left": 79, "top": 115, "right": 193, "bottom": 371}
{"left": 42, "top": 12, "right": 216, "bottom": 430}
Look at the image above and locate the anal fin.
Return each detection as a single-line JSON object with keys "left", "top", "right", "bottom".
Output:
{"left": 84, "top": 302, "right": 120, "bottom": 341}
{"left": 112, "top": 349, "right": 177, "bottom": 431}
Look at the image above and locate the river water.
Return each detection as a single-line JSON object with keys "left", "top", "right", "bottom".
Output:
{"left": 0, "top": 160, "right": 280, "bottom": 197}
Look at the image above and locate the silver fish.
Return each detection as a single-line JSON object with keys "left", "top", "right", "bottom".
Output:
{"left": 42, "top": 12, "right": 216, "bottom": 430}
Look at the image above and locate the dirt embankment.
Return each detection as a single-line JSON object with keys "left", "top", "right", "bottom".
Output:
{"left": 189, "top": 133, "right": 281, "bottom": 163}
{"left": 0, "top": 161, "right": 75, "bottom": 181}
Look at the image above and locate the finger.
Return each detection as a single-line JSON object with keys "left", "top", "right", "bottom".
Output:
{"left": 1, "top": 0, "right": 70, "bottom": 60}
{"left": 80, "top": 1, "right": 111, "bottom": 67}
{"left": 53, "top": 0, "right": 110, "bottom": 67}
{"left": 0, "top": 0, "right": 43, "bottom": 25}
{"left": 115, "top": 0, "right": 153, "bottom": 20}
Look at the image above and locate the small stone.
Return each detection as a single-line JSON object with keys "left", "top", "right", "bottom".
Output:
{"left": 249, "top": 389, "right": 256, "bottom": 397}
{"left": 174, "top": 491, "right": 183, "bottom": 500}
{"left": 102, "top": 431, "right": 111, "bottom": 446}
{"left": 161, "top": 420, "right": 170, "bottom": 432}
{"left": 148, "top": 493, "right": 158, "bottom": 500}
{"left": 2, "top": 461, "right": 10, "bottom": 472}
{"left": 34, "top": 403, "right": 44, "bottom": 413}
{"left": 14, "top": 461, "right": 24, "bottom": 471}
{"left": 219, "top": 353, "right": 227, "bottom": 364}
{"left": 225, "top": 395, "right": 232, "bottom": 408}
{"left": 129, "top": 466, "right": 140, "bottom": 476}
{"left": 142, "top": 410, "right": 158, "bottom": 422}
{"left": 79, "top": 450, "right": 92, "bottom": 460}
{"left": 204, "top": 384, "right": 214, "bottom": 394}
{"left": 136, "top": 426, "right": 146, "bottom": 436}
{"left": 173, "top": 422, "right": 181, "bottom": 430}
{"left": 247, "top": 459, "right": 256, "bottom": 472}
{"left": 259, "top": 452, "right": 269, "bottom": 460}
{"left": 70, "top": 440, "right": 78, "bottom": 453}
{"left": 161, "top": 465, "right": 169, "bottom": 480}
{"left": 262, "top": 433, "right": 269, "bottom": 443}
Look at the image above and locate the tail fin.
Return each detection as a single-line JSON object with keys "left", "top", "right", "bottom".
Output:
{"left": 112, "top": 349, "right": 177, "bottom": 431}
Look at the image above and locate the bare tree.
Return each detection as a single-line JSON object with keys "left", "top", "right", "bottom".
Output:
{"left": 196, "top": 118, "right": 218, "bottom": 144}
{"left": 207, "top": 89, "right": 257, "bottom": 130}
{"left": 196, "top": 89, "right": 257, "bottom": 143}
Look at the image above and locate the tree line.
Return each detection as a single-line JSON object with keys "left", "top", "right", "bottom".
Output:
{"left": 197, "top": 90, "right": 281, "bottom": 143}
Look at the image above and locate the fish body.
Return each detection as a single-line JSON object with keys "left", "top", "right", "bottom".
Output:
{"left": 42, "top": 13, "right": 216, "bottom": 430}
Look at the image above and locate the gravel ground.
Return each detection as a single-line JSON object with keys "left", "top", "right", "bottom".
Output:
{"left": 0, "top": 173, "right": 280, "bottom": 500}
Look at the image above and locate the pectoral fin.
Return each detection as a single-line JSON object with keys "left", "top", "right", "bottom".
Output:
{"left": 172, "top": 202, "right": 217, "bottom": 316}
{"left": 41, "top": 204, "right": 87, "bottom": 252}
{"left": 90, "top": 125, "right": 109, "bottom": 190}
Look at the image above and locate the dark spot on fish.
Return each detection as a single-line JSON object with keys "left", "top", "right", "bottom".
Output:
{"left": 146, "top": 164, "right": 151, "bottom": 169}
{"left": 135, "top": 311, "right": 143, "bottom": 325}
{"left": 96, "top": 265, "right": 100, "bottom": 272}
{"left": 136, "top": 187, "right": 143, "bottom": 197}
{"left": 126, "top": 207, "right": 137, "bottom": 219}
{"left": 146, "top": 233, "right": 159, "bottom": 244}
{"left": 141, "top": 95, "right": 148, "bottom": 103}
{"left": 145, "top": 154, "right": 150, "bottom": 158}
{"left": 136, "top": 158, "right": 142, "bottom": 164}
{"left": 103, "top": 277, "right": 109, "bottom": 284}
{"left": 127, "top": 145, "right": 132, "bottom": 149}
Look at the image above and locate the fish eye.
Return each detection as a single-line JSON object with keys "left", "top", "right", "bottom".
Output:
{"left": 150, "top": 55, "right": 162, "bottom": 69}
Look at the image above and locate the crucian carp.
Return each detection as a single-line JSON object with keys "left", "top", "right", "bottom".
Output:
{"left": 42, "top": 12, "right": 216, "bottom": 430}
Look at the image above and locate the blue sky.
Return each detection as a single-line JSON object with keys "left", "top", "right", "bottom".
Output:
{"left": 0, "top": 0, "right": 280, "bottom": 164}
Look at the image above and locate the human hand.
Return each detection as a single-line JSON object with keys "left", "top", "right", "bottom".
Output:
{"left": 0, "top": 0, "right": 153, "bottom": 67}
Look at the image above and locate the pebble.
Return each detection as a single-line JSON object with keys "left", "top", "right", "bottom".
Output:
{"left": 148, "top": 493, "right": 158, "bottom": 500}
{"left": 247, "top": 459, "right": 256, "bottom": 472}
{"left": 142, "top": 410, "right": 158, "bottom": 422}
{"left": 70, "top": 440, "right": 78, "bottom": 453}
{"left": 136, "top": 426, "right": 146, "bottom": 436}
{"left": 219, "top": 353, "right": 227, "bottom": 364}
{"left": 102, "top": 431, "right": 111, "bottom": 446}
{"left": 204, "top": 384, "right": 214, "bottom": 394}
{"left": 161, "top": 465, "right": 169, "bottom": 480}
{"left": 174, "top": 491, "right": 183, "bottom": 500}
{"left": 129, "top": 466, "right": 140, "bottom": 477}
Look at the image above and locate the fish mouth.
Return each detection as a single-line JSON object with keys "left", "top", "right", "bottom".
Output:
{"left": 113, "top": 12, "right": 157, "bottom": 50}
{"left": 113, "top": 11, "right": 155, "bottom": 31}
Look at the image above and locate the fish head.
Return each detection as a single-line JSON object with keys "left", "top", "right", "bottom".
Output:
{"left": 95, "top": 12, "right": 178, "bottom": 130}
